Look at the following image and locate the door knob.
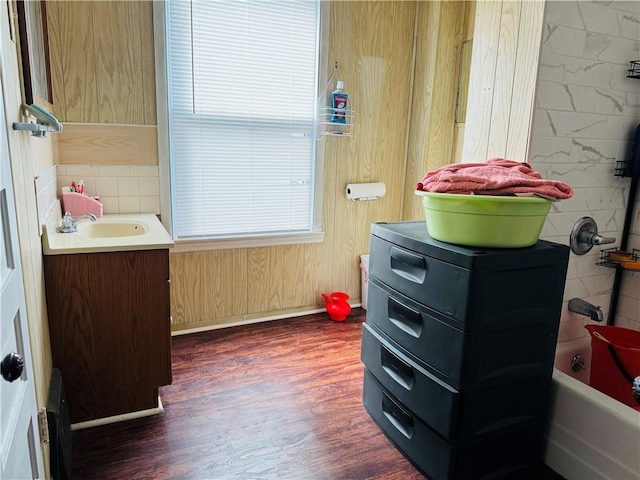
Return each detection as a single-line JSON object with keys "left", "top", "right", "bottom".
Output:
{"left": 1, "top": 352, "right": 24, "bottom": 382}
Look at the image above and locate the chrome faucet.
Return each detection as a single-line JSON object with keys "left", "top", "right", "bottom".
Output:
{"left": 57, "top": 211, "right": 97, "bottom": 233}
{"left": 568, "top": 298, "right": 603, "bottom": 322}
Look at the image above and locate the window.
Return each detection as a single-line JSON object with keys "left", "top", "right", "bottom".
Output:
{"left": 163, "top": 0, "right": 321, "bottom": 243}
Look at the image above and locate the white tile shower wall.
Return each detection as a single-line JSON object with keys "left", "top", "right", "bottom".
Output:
{"left": 56, "top": 165, "right": 160, "bottom": 215}
{"left": 530, "top": 0, "right": 640, "bottom": 340}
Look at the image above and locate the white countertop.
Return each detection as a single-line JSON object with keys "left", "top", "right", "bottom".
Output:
{"left": 42, "top": 213, "right": 174, "bottom": 255}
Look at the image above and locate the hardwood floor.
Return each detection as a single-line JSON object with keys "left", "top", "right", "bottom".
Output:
{"left": 71, "top": 309, "right": 563, "bottom": 480}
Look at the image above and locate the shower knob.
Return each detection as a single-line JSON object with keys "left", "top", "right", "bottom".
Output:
{"left": 570, "top": 217, "right": 616, "bottom": 255}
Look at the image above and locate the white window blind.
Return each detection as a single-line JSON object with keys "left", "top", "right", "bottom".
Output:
{"left": 167, "top": 0, "right": 319, "bottom": 239}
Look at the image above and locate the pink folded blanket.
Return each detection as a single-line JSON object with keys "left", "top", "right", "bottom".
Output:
{"left": 416, "top": 158, "right": 573, "bottom": 200}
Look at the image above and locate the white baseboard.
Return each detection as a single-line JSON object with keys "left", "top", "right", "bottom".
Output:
{"left": 71, "top": 396, "right": 164, "bottom": 431}
{"left": 171, "top": 303, "right": 363, "bottom": 337}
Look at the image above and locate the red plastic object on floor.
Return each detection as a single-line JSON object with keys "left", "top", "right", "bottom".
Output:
{"left": 585, "top": 325, "right": 640, "bottom": 408}
{"left": 321, "top": 292, "right": 352, "bottom": 322}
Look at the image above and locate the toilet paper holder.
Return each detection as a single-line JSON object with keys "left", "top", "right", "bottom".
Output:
{"left": 345, "top": 182, "right": 386, "bottom": 201}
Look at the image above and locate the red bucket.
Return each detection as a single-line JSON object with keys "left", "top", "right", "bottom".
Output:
{"left": 585, "top": 325, "right": 640, "bottom": 408}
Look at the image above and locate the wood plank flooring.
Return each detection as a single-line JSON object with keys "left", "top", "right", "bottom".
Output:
{"left": 71, "top": 309, "right": 563, "bottom": 480}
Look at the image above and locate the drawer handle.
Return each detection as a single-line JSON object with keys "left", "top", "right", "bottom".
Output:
{"left": 388, "top": 296, "right": 423, "bottom": 338}
{"left": 381, "top": 345, "right": 415, "bottom": 390}
{"left": 382, "top": 392, "right": 415, "bottom": 439}
{"left": 389, "top": 246, "right": 427, "bottom": 284}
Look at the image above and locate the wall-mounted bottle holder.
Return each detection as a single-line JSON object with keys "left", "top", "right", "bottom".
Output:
{"left": 318, "top": 106, "right": 355, "bottom": 137}
{"left": 317, "top": 63, "right": 355, "bottom": 138}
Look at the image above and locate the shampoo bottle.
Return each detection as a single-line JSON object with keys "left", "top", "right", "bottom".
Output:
{"left": 330, "top": 81, "right": 348, "bottom": 124}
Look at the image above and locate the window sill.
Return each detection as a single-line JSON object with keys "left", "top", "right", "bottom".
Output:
{"left": 170, "top": 231, "right": 325, "bottom": 253}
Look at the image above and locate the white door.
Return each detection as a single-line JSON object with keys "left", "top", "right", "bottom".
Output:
{"left": 0, "top": 65, "right": 44, "bottom": 479}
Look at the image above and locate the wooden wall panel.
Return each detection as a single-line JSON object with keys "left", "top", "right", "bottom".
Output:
{"left": 506, "top": 0, "right": 545, "bottom": 161}
{"left": 424, "top": 2, "right": 465, "bottom": 172}
{"left": 450, "top": 0, "right": 478, "bottom": 165}
{"left": 247, "top": 247, "right": 284, "bottom": 314}
{"left": 169, "top": 252, "right": 203, "bottom": 328}
{"left": 461, "top": 1, "right": 503, "bottom": 164}
{"left": 170, "top": 1, "right": 415, "bottom": 329}
{"left": 402, "top": 2, "right": 437, "bottom": 222}
{"left": 92, "top": 1, "right": 144, "bottom": 124}
{"left": 200, "top": 250, "right": 247, "bottom": 321}
{"left": 56, "top": 124, "right": 158, "bottom": 165}
{"left": 47, "top": 1, "right": 99, "bottom": 122}
{"left": 47, "top": 1, "right": 471, "bottom": 329}
{"left": 402, "top": 1, "right": 466, "bottom": 221}
{"left": 47, "top": 0, "right": 156, "bottom": 125}
{"left": 138, "top": 0, "right": 157, "bottom": 125}
{"left": 462, "top": 0, "right": 545, "bottom": 164}
{"left": 486, "top": 1, "right": 522, "bottom": 159}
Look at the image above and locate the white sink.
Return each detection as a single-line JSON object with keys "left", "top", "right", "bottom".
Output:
{"left": 42, "top": 213, "right": 174, "bottom": 255}
{"left": 77, "top": 221, "right": 148, "bottom": 238}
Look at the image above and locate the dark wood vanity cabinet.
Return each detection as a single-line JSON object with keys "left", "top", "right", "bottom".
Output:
{"left": 361, "top": 222, "right": 570, "bottom": 480}
{"left": 44, "top": 249, "right": 172, "bottom": 424}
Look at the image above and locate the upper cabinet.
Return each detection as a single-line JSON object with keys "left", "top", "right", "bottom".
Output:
{"left": 46, "top": 0, "right": 156, "bottom": 125}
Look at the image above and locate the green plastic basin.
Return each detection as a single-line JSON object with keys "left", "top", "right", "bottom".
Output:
{"left": 415, "top": 191, "right": 552, "bottom": 248}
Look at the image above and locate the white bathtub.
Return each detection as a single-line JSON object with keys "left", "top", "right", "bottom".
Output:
{"left": 545, "top": 338, "right": 640, "bottom": 479}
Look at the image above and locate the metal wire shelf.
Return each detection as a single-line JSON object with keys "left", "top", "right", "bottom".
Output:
{"left": 614, "top": 160, "right": 640, "bottom": 178}
{"left": 318, "top": 107, "right": 355, "bottom": 136}
{"left": 628, "top": 60, "right": 640, "bottom": 79}
{"left": 597, "top": 247, "right": 640, "bottom": 270}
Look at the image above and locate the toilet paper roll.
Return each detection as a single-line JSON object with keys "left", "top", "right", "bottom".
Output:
{"left": 345, "top": 182, "right": 386, "bottom": 201}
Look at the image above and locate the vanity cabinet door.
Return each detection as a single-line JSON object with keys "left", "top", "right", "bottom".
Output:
{"left": 44, "top": 249, "right": 171, "bottom": 423}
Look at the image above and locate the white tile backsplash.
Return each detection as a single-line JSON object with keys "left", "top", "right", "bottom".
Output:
{"left": 117, "top": 177, "right": 140, "bottom": 196}
{"left": 545, "top": 2, "right": 578, "bottom": 28}
{"left": 538, "top": 52, "right": 568, "bottom": 83}
{"left": 140, "top": 196, "right": 160, "bottom": 214}
{"left": 119, "top": 196, "right": 141, "bottom": 214}
{"left": 139, "top": 176, "right": 160, "bottom": 196}
{"left": 576, "top": 1, "right": 625, "bottom": 37}
{"left": 537, "top": 81, "right": 579, "bottom": 111}
{"left": 99, "top": 166, "right": 131, "bottom": 177}
{"left": 583, "top": 33, "right": 639, "bottom": 65}
{"left": 621, "top": 11, "right": 640, "bottom": 39}
{"left": 569, "top": 138, "right": 619, "bottom": 163}
{"left": 592, "top": 88, "right": 626, "bottom": 115}
{"left": 95, "top": 177, "right": 119, "bottom": 196}
{"left": 65, "top": 165, "right": 100, "bottom": 177}
{"left": 35, "top": 165, "right": 58, "bottom": 232}
{"left": 611, "top": 65, "right": 640, "bottom": 92}
{"left": 564, "top": 58, "right": 614, "bottom": 88}
{"left": 532, "top": 109, "right": 559, "bottom": 136}
{"left": 555, "top": 111, "right": 609, "bottom": 137}
{"left": 57, "top": 164, "right": 160, "bottom": 215}
{"left": 130, "top": 166, "right": 159, "bottom": 176}
{"left": 100, "top": 196, "right": 120, "bottom": 214}
{"left": 611, "top": 1, "right": 640, "bottom": 16}
{"left": 542, "top": 24, "right": 587, "bottom": 57}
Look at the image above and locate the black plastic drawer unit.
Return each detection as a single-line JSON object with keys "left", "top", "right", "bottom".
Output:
{"left": 363, "top": 369, "right": 546, "bottom": 480}
{"left": 362, "top": 321, "right": 554, "bottom": 443}
{"left": 369, "top": 235, "right": 473, "bottom": 322}
{"left": 366, "top": 276, "right": 467, "bottom": 383}
{"left": 361, "top": 322, "right": 459, "bottom": 440}
{"left": 361, "top": 221, "right": 570, "bottom": 480}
